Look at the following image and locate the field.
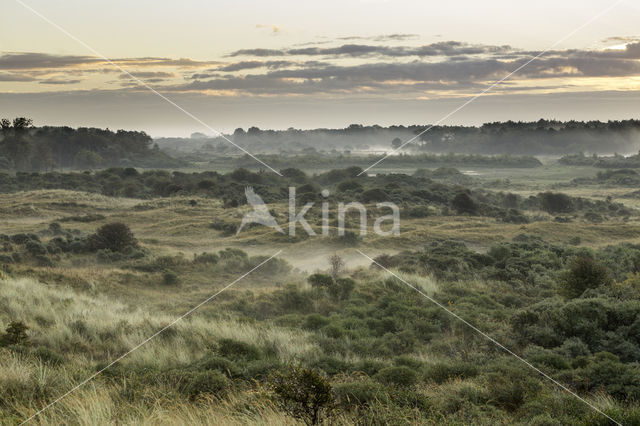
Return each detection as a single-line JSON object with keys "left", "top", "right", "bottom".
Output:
{"left": 1, "top": 160, "right": 640, "bottom": 425}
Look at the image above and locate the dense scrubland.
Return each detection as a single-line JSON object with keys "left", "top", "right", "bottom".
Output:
{"left": 2, "top": 126, "right": 640, "bottom": 424}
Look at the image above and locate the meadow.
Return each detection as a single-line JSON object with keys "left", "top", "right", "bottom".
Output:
{"left": 1, "top": 160, "right": 640, "bottom": 425}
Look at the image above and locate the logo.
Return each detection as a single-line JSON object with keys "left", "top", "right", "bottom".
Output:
{"left": 236, "top": 187, "right": 285, "bottom": 235}
{"left": 237, "top": 187, "right": 400, "bottom": 237}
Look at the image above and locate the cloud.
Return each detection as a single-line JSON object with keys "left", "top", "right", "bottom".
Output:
{"left": 118, "top": 71, "right": 177, "bottom": 80}
{"left": 0, "top": 52, "right": 100, "bottom": 69}
{"left": 0, "top": 72, "right": 37, "bottom": 82}
{"left": 338, "top": 34, "right": 420, "bottom": 42}
{"left": 218, "top": 60, "right": 295, "bottom": 72}
{"left": 39, "top": 78, "right": 82, "bottom": 85}
{"left": 229, "top": 41, "right": 512, "bottom": 58}
{"left": 0, "top": 52, "right": 219, "bottom": 70}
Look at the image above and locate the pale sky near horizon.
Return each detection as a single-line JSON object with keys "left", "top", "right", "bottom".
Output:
{"left": 1, "top": 0, "right": 639, "bottom": 136}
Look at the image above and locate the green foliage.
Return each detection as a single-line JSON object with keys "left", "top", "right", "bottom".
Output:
{"left": 560, "top": 256, "right": 612, "bottom": 298}
{"left": 374, "top": 366, "right": 418, "bottom": 387}
{"left": 0, "top": 321, "right": 29, "bottom": 346}
{"left": 162, "top": 269, "right": 180, "bottom": 285}
{"left": 270, "top": 366, "right": 333, "bottom": 425}
{"left": 88, "top": 222, "right": 137, "bottom": 252}
{"left": 176, "top": 370, "right": 229, "bottom": 400}
{"left": 333, "top": 380, "right": 388, "bottom": 408}
{"left": 217, "top": 338, "right": 262, "bottom": 361}
{"left": 307, "top": 273, "right": 334, "bottom": 290}
{"left": 451, "top": 191, "right": 477, "bottom": 214}
{"left": 539, "top": 192, "right": 573, "bottom": 214}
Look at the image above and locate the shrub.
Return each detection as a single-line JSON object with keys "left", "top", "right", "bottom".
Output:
{"left": 177, "top": 370, "right": 229, "bottom": 400}
{"left": 333, "top": 380, "right": 388, "bottom": 408}
{"left": 422, "top": 361, "right": 479, "bottom": 384}
{"left": 539, "top": 192, "right": 573, "bottom": 214}
{"left": 451, "top": 191, "right": 477, "bottom": 214}
{"left": 270, "top": 366, "right": 333, "bottom": 425}
{"left": 162, "top": 269, "right": 180, "bottom": 285}
{"left": 372, "top": 253, "right": 398, "bottom": 269}
{"left": 308, "top": 273, "right": 334, "bottom": 290}
{"left": 0, "top": 321, "right": 29, "bottom": 346}
{"left": 374, "top": 366, "right": 418, "bottom": 387}
{"left": 217, "top": 338, "right": 262, "bottom": 361}
{"left": 193, "top": 252, "right": 219, "bottom": 264}
{"left": 88, "top": 222, "right": 137, "bottom": 252}
{"left": 303, "top": 314, "right": 330, "bottom": 331}
{"left": 361, "top": 188, "right": 388, "bottom": 203}
{"left": 328, "top": 277, "right": 356, "bottom": 301}
{"left": 25, "top": 241, "right": 47, "bottom": 256}
{"left": 560, "top": 256, "right": 612, "bottom": 298}
{"left": 195, "top": 355, "right": 242, "bottom": 378}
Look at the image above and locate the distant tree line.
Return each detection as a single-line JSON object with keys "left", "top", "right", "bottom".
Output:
{"left": 560, "top": 152, "right": 640, "bottom": 168}
{"left": 157, "top": 119, "right": 640, "bottom": 156}
{"left": 0, "top": 118, "right": 183, "bottom": 171}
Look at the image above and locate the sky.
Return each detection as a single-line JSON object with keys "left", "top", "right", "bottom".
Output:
{"left": 1, "top": 0, "right": 639, "bottom": 136}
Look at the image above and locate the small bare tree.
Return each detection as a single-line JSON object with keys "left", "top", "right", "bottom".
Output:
{"left": 328, "top": 254, "right": 345, "bottom": 279}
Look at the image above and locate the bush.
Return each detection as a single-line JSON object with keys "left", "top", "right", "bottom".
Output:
{"left": 374, "top": 366, "right": 418, "bottom": 387}
{"left": 451, "top": 191, "right": 477, "bottom": 214}
{"left": 333, "top": 380, "right": 388, "bottom": 408}
{"left": 195, "top": 355, "right": 242, "bottom": 378}
{"left": 177, "top": 370, "right": 229, "bottom": 400}
{"left": 539, "top": 192, "right": 573, "bottom": 214}
{"left": 270, "top": 366, "right": 333, "bottom": 425}
{"left": 88, "top": 222, "right": 137, "bottom": 252}
{"left": 217, "top": 338, "right": 262, "bottom": 361}
{"left": 162, "top": 269, "right": 180, "bottom": 285}
{"left": 328, "top": 277, "right": 356, "bottom": 301}
{"left": 422, "top": 361, "right": 479, "bottom": 384}
{"left": 560, "top": 256, "right": 612, "bottom": 298}
{"left": 0, "top": 321, "right": 29, "bottom": 346}
{"left": 308, "top": 273, "right": 334, "bottom": 290}
{"left": 303, "top": 314, "right": 330, "bottom": 331}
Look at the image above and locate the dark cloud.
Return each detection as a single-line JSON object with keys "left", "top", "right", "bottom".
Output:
{"left": 0, "top": 52, "right": 100, "bottom": 69}
{"left": 39, "top": 78, "right": 82, "bottom": 85}
{"left": 0, "top": 52, "right": 219, "bottom": 70}
{"left": 167, "top": 47, "right": 640, "bottom": 96}
{"left": 0, "top": 72, "right": 37, "bottom": 82}
{"left": 218, "top": 60, "right": 295, "bottom": 72}
{"left": 338, "top": 33, "right": 420, "bottom": 42}
{"left": 229, "top": 41, "right": 512, "bottom": 58}
{"left": 118, "top": 71, "right": 177, "bottom": 80}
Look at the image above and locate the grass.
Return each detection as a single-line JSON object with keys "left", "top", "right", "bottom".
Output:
{"left": 2, "top": 162, "right": 640, "bottom": 424}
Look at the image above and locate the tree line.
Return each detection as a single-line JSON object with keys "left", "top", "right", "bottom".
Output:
{"left": 0, "top": 118, "right": 181, "bottom": 171}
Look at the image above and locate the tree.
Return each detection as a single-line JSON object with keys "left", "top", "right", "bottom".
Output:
{"left": 451, "top": 191, "right": 477, "bottom": 214}
{"left": 539, "top": 192, "right": 573, "bottom": 214}
{"left": 1, "top": 117, "right": 33, "bottom": 170}
{"left": 88, "top": 223, "right": 138, "bottom": 252}
{"left": 270, "top": 366, "right": 333, "bottom": 425}
{"left": 328, "top": 254, "right": 344, "bottom": 279}
{"left": 307, "top": 273, "right": 334, "bottom": 290}
{"left": 31, "top": 143, "right": 56, "bottom": 171}
{"left": 391, "top": 137, "right": 402, "bottom": 149}
{"left": 560, "top": 255, "right": 612, "bottom": 298}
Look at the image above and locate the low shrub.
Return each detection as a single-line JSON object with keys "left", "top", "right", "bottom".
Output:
{"left": 333, "top": 380, "right": 388, "bottom": 408}
{"left": 374, "top": 366, "right": 418, "bottom": 387}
